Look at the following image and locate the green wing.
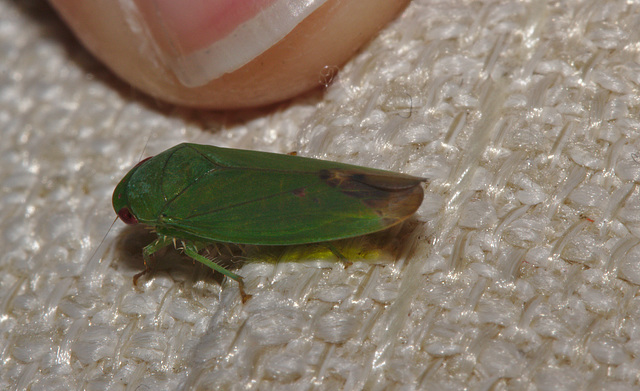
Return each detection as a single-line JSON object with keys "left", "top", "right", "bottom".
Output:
{"left": 144, "top": 143, "right": 425, "bottom": 245}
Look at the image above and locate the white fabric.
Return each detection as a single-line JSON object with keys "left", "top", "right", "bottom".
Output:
{"left": 2, "top": 0, "right": 640, "bottom": 389}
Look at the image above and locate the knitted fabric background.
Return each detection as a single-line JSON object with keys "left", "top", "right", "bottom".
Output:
{"left": 2, "top": 0, "right": 640, "bottom": 389}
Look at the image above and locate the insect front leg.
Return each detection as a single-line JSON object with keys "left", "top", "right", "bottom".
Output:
{"left": 133, "top": 235, "right": 174, "bottom": 285}
{"left": 182, "top": 242, "right": 251, "bottom": 303}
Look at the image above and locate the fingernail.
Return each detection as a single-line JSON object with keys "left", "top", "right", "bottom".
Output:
{"left": 130, "top": 0, "right": 328, "bottom": 87}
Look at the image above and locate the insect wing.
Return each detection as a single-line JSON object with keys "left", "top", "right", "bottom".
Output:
{"left": 155, "top": 144, "right": 424, "bottom": 245}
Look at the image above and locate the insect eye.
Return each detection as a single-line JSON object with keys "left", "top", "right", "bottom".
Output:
{"left": 117, "top": 207, "right": 138, "bottom": 225}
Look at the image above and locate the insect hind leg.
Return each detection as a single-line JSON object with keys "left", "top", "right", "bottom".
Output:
{"left": 182, "top": 242, "right": 251, "bottom": 303}
{"left": 323, "top": 242, "right": 353, "bottom": 268}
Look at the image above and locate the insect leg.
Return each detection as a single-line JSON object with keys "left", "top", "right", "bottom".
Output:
{"left": 182, "top": 243, "right": 251, "bottom": 303}
{"left": 134, "top": 235, "right": 173, "bottom": 285}
{"left": 323, "top": 242, "right": 353, "bottom": 268}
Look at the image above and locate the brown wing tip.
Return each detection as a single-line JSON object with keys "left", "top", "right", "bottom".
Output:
{"left": 366, "top": 184, "right": 425, "bottom": 228}
{"left": 320, "top": 168, "right": 426, "bottom": 228}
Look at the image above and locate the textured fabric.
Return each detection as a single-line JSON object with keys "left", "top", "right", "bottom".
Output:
{"left": 2, "top": 0, "right": 640, "bottom": 389}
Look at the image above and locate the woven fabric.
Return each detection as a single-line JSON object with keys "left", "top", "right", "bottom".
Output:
{"left": 2, "top": 0, "right": 640, "bottom": 389}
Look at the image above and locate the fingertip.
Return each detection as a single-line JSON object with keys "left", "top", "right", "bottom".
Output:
{"left": 134, "top": 0, "right": 329, "bottom": 88}
{"left": 50, "top": 0, "right": 410, "bottom": 109}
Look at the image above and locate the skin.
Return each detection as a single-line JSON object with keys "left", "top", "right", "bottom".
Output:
{"left": 49, "top": 0, "right": 410, "bottom": 109}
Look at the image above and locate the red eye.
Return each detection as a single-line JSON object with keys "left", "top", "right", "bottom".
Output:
{"left": 117, "top": 207, "right": 138, "bottom": 225}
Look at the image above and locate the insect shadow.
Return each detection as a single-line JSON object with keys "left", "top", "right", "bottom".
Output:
{"left": 111, "top": 224, "right": 240, "bottom": 288}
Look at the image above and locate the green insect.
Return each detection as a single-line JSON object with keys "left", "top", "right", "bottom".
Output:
{"left": 113, "top": 143, "right": 426, "bottom": 300}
